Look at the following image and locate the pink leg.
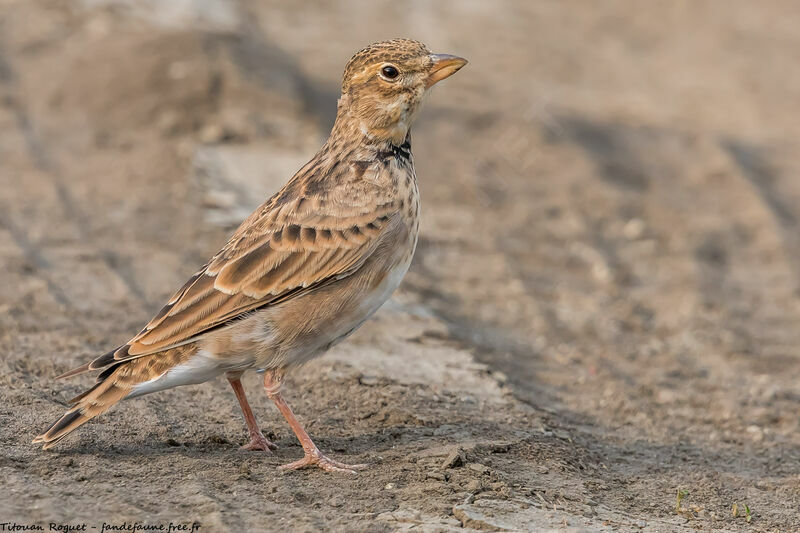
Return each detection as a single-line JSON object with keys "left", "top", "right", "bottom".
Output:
{"left": 227, "top": 373, "right": 277, "bottom": 452}
{"left": 263, "top": 370, "right": 366, "bottom": 474}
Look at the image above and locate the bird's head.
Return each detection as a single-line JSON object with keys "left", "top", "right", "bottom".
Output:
{"left": 335, "top": 39, "right": 467, "bottom": 145}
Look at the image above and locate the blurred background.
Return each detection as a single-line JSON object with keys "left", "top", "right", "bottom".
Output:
{"left": 1, "top": 1, "right": 799, "bottom": 530}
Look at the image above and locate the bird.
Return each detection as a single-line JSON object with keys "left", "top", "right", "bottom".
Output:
{"left": 33, "top": 39, "right": 467, "bottom": 473}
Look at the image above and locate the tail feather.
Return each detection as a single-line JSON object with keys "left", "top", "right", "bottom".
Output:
{"left": 54, "top": 346, "right": 123, "bottom": 380}
{"left": 34, "top": 345, "right": 197, "bottom": 449}
{"left": 33, "top": 369, "right": 130, "bottom": 449}
{"left": 32, "top": 411, "right": 91, "bottom": 449}
{"left": 67, "top": 363, "right": 122, "bottom": 405}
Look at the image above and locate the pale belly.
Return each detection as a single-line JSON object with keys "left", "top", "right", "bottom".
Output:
{"left": 250, "top": 203, "right": 420, "bottom": 368}
{"left": 319, "top": 253, "right": 412, "bottom": 348}
{"left": 256, "top": 242, "right": 415, "bottom": 369}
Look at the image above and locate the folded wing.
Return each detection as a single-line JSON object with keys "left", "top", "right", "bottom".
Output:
{"left": 61, "top": 175, "right": 400, "bottom": 377}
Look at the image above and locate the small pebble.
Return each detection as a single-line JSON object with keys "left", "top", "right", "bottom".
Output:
{"left": 442, "top": 447, "right": 466, "bottom": 469}
{"left": 624, "top": 218, "right": 645, "bottom": 239}
{"left": 490, "top": 481, "right": 506, "bottom": 491}
{"left": 359, "top": 374, "right": 379, "bottom": 386}
{"left": 467, "top": 463, "right": 490, "bottom": 474}
{"left": 200, "top": 123, "right": 225, "bottom": 144}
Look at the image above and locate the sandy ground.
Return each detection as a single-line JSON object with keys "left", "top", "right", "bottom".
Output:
{"left": 1, "top": 1, "right": 799, "bottom": 531}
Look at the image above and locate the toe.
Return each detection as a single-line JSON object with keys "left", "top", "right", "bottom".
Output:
{"left": 277, "top": 457, "right": 312, "bottom": 471}
{"left": 326, "top": 458, "right": 368, "bottom": 471}
{"left": 277, "top": 452, "right": 367, "bottom": 474}
{"left": 241, "top": 434, "right": 278, "bottom": 452}
{"left": 316, "top": 461, "right": 359, "bottom": 474}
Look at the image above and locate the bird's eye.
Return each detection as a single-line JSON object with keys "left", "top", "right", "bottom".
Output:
{"left": 381, "top": 65, "right": 399, "bottom": 80}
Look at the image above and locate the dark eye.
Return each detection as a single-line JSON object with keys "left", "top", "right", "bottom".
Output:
{"left": 381, "top": 65, "right": 399, "bottom": 79}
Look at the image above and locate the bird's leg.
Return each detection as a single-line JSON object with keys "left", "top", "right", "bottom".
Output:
{"left": 263, "top": 370, "right": 367, "bottom": 474}
{"left": 226, "top": 372, "right": 277, "bottom": 452}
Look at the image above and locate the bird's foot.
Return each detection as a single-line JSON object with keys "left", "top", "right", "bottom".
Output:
{"left": 278, "top": 448, "right": 367, "bottom": 474}
{"left": 241, "top": 432, "right": 278, "bottom": 452}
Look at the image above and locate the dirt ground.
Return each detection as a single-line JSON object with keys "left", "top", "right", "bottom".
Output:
{"left": 1, "top": 1, "right": 799, "bottom": 531}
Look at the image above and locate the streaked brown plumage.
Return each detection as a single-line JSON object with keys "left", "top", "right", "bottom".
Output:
{"left": 34, "top": 39, "right": 466, "bottom": 473}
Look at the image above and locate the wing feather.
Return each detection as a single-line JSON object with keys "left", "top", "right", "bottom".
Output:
{"left": 54, "top": 157, "right": 404, "bottom": 379}
{"left": 103, "top": 187, "right": 397, "bottom": 363}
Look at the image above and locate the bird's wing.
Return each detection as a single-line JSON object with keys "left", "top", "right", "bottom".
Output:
{"left": 62, "top": 167, "right": 401, "bottom": 376}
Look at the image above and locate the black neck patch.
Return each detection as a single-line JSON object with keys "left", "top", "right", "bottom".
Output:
{"left": 391, "top": 139, "right": 412, "bottom": 160}
{"left": 376, "top": 138, "right": 412, "bottom": 163}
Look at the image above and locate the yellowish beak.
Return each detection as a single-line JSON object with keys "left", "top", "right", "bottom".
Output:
{"left": 426, "top": 54, "right": 468, "bottom": 88}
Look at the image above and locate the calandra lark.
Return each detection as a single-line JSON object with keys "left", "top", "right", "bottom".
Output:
{"left": 35, "top": 39, "right": 467, "bottom": 473}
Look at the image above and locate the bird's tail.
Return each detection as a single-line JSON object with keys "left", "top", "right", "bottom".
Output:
{"left": 33, "top": 362, "right": 132, "bottom": 449}
{"left": 33, "top": 345, "right": 196, "bottom": 449}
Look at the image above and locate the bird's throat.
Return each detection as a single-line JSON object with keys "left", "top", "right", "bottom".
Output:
{"left": 332, "top": 95, "right": 413, "bottom": 146}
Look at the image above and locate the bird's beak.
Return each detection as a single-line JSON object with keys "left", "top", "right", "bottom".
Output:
{"left": 426, "top": 54, "right": 468, "bottom": 88}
